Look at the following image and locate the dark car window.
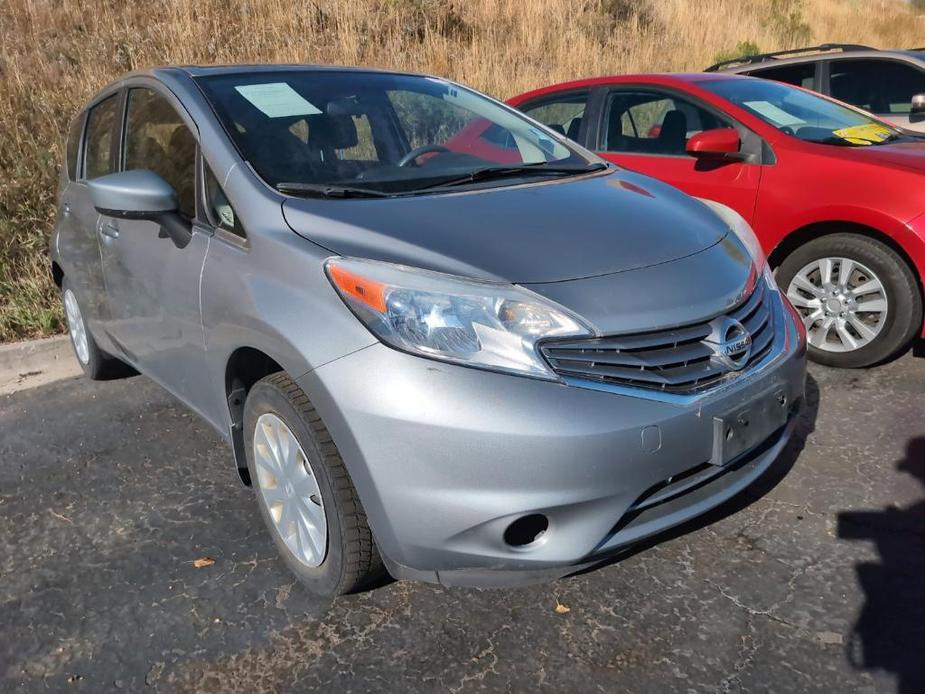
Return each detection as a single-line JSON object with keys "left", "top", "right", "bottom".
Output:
{"left": 195, "top": 71, "right": 594, "bottom": 195}
{"left": 83, "top": 95, "right": 118, "bottom": 179}
{"left": 123, "top": 88, "right": 197, "bottom": 218}
{"left": 745, "top": 62, "right": 815, "bottom": 89}
{"left": 829, "top": 59, "right": 925, "bottom": 114}
{"left": 204, "top": 164, "right": 245, "bottom": 239}
{"left": 65, "top": 113, "right": 84, "bottom": 181}
{"left": 602, "top": 90, "right": 731, "bottom": 155}
{"left": 520, "top": 91, "right": 590, "bottom": 140}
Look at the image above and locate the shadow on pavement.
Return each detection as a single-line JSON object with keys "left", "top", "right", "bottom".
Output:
{"left": 838, "top": 436, "right": 925, "bottom": 694}
{"left": 576, "top": 372, "right": 820, "bottom": 574}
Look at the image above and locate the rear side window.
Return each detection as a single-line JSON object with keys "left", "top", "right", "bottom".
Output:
{"left": 65, "top": 114, "right": 83, "bottom": 181}
{"left": 83, "top": 95, "right": 118, "bottom": 179}
{"left": 123, "top": 88, "right": 197, "bottom": 218}
{"left": 829, "top": 59, "right": 925, "bottom": 114}
{"left": 745, "top": 62, "right": 815, "bottom": 89}
{"left": 520, "top": 91, "right": 589, "bottom": 140}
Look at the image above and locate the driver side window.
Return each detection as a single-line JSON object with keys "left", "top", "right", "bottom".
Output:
{"left": 602, "top": 90, "right": 731, "bottom": 156}
{"left": 123, "top": 88, "right": 197, "bottom": 218}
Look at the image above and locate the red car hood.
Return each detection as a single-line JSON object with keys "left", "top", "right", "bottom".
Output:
{"left": 832, "top": 140, "right": 925, "bottom": 173}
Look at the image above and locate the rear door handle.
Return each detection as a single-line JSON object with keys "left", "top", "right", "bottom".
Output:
{"left": 99, "top": 220, "right": 120, "bottom": 239}
{"left": 61, "top": 202, "right": 71, "bottom": 218}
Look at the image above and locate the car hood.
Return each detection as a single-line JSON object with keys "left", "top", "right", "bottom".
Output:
{"left": 831, "top": 140, "right": 925, "bottom": 173}
{"left": 281, "top": 170, "right": 729, "bottom": 283}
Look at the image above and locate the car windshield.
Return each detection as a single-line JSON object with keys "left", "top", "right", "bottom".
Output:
{"left": 196, "top": 71, "right": 601, "bottom": 196}
{"left": 699, "top": 77, "right": 904, "bottom": 146}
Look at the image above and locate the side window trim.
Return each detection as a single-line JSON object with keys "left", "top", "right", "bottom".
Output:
{"left": 112, "top": 88, "right": 128, "bottom": 176}
{"left": 66, "top": 111, "right": 87, "bottom": 183}
{"left": 813, "top": 60, "right": 826, "bottom": 94}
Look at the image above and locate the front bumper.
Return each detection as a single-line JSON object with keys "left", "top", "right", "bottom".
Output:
{"left": 298, "top": 289, "right": 807, "bottom": 588}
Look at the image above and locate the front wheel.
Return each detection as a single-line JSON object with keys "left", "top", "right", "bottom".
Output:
{"left": 244, "top": 373, "right": 384, "bottom": 597}
{"left": 777, "top": 234, "right": 922, "bottom": 368}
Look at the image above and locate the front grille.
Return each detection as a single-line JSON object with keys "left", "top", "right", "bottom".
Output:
{"left": 541, "top": 280, "right": 775, "bottom": 394}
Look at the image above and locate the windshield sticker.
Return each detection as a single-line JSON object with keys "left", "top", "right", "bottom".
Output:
{"left": 743, "top": 100, "right": 805, "bottom": 127}
{"left": 234, "top": 83, "right": 322, "bottom": 118}
{"left": 832, "top": 123, "right": 894, "bottom": 145}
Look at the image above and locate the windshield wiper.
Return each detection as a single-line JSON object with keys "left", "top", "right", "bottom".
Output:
{"left": 814, "top": 136, "right": 869, "bottom": 147}
{"left": 815, "top": 133, "right": 902, "bottom": 147}
{"left": 275, "top": 182, "right": 390, "bottom": 199}
{"left": 415, "top": 162, "right": 607, "bottom": 191}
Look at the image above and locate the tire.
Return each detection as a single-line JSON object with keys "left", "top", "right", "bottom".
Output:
{"left": 777, "top": 233, "right": 922, "bottom": 368}
{"left": 61, "top": 277, "right": 125, "bottom": 380}
{"left": 244, "top": 372, "right": 383, "bottom": 597}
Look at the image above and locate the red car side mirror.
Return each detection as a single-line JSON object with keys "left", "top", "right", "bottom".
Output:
{"left": 686, "top": 128, "right": 743, "bottom": 160}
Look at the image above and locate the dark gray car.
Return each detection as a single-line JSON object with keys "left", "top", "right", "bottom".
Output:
{"left": 707, "top": 43, "right": 925, "bottom": 132}
{"left": 51, "top": 66, "right": 806, "bottom": 596}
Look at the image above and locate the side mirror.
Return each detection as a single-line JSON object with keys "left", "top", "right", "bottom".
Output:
{"left": 911, "top": 94, "right": 925, "bottom": 115}
{"left": 87, "top": 170, "right": 192, "bottom": 248}
{"left": 686, "top": 128, "right": 744, "bottom": 161}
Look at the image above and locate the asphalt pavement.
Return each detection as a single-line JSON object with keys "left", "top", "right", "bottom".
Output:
{"left": 1, "top": 355, "right": 924, "bottom": 693}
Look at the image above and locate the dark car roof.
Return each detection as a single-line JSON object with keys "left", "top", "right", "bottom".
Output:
{"left": 84, "top": 64, "right": 444, "bottom": 107}
{"left": 152, "top": 64, "right": 437, "bottom": 81}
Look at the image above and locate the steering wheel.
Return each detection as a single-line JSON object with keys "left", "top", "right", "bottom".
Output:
{"left": 397, "top": 144, "right": 451, "bottom": 167}
{"left": 780, "top": 126, "right": 795, "bottom": 136}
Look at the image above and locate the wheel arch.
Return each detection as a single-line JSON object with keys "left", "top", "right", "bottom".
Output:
{"left": 224, "top": 346, "right": 286, "bottom": 485}
{"left": 768, "top": 220, "right": 924, "bottom": 295}
{"left": 51, "top": 261, "right": 64, "bottom": 288}
{"left": 768, "top": 219, "right": 925, "bottom": 342}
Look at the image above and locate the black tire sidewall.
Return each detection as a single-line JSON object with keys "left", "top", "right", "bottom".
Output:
{"left": 777, "top": 235, "right": 922, "bottom": 368}
{"left": 243, "top": 378, "right": 349, "bottom": 597}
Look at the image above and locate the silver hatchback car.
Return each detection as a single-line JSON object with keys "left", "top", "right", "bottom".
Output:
{"left": 52, "top": 66, "right": 806, "bottom": 596}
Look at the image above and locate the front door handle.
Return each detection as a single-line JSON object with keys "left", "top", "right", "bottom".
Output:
{"left": 99, "top": 220, "right": 120, "bottom": 239}
{"left": 61, "top": 202, "right": 71, "bottom": 218}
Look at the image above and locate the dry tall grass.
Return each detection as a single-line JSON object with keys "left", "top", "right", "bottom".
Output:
{"left": 1, "top": 0, "right": 922, "bottom": 341}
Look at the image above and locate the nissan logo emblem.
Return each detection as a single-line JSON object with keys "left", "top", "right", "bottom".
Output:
{"left": 705, "top": 316, "right": 752, "bottom": 371}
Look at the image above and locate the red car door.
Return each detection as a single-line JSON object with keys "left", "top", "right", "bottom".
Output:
{"left": 595, "top": 86, "right": 762, "bottom": 223}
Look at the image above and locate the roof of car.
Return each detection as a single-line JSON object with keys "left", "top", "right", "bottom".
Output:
{"left": 146, "top": 64, "right": 444, "bottom": 81}
{"left": 709, "top": 45, "right": 925, "bottom": 73}
{"left": 508, "top": 72, "right": 745, "bottom": 104}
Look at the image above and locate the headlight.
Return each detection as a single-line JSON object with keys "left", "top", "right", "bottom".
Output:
{"left": 326, "top": 257, "right": 594, "bottom": 380}
{"left": 698, "top": 199, "right": 767, "bottom": 271}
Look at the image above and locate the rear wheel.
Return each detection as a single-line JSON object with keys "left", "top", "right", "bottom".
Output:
{"left": 777, "top": 234, "right": 922, "bottom": 367}
{"left": 244, "top": 372, "right": 383, "bottom": 597}
{"left": 61, "top": 277, "right": 124, "bottom": 380}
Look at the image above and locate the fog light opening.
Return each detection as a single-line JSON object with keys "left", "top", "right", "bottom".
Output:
{"left": 504, "top": 514, "right": 549, "bottom": 548}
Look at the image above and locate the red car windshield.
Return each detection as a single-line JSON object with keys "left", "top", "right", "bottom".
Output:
{"left": 699, "top": 78, "right": 904, "bottom": 147}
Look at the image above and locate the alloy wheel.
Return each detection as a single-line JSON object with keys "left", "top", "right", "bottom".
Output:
{"left": 785, "top": 256, "right": 888, "bottom": 353}
{"left": 253, "top": 413, "right": 328, "bottom": 567}
{"left": 63, "top": 288, "right": 90, "bottom": 365}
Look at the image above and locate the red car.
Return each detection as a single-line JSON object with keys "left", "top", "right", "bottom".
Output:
{"left": 508, "top": 73, "right": 925, "bottom": 368}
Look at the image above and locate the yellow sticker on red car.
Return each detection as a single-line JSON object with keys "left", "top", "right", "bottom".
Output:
{"left": 832, "top": 123, "right": 894, "bottom": 145}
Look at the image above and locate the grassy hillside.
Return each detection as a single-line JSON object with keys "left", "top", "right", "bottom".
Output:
{"left": 1, "top": 0, "right": 922, "bottom": 341}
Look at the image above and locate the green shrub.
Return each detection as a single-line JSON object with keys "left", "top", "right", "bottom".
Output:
{"left": 768, "top": 0, "right": 812, "bottom": 46}
{"left": 712, "top": 41, "right": 762, "bottom": 66}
